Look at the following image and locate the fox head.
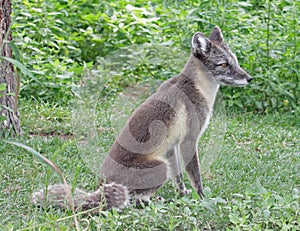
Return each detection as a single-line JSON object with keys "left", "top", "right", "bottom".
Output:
{"left": 191, "top": 26, "right": 252, "bottom": 86}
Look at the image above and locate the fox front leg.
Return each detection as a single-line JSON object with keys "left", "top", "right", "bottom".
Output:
{"left": 180, "top": 139, "right": 205, "bottom": 199}
{"left": 185, "top": 152, "right": 205, "bottom": 198}
{"left": 166, "top": 147, "right": 190, "bottom": 196}
{"left": 175, "top": 172, "right": 192, "bottom": 196}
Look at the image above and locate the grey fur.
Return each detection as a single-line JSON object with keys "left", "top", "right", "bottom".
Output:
{"left": 33, "top": 26, "right": 252, "bottom": 212}
{"left": 32, "top": 183, "right": 129, "bottom": 213}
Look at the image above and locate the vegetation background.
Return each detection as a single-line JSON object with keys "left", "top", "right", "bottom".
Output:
{"left": 13, "top": 0, "right": 299, "bottom": 113}
{"left": 0, "top": 0, "right": 299, "bottom": 230}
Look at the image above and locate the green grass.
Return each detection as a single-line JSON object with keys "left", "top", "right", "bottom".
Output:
{"left": 2, "top": 0, "right": 298, "bottom": 229}
{"left": 0, "top": 96, "right": 299, "bottom": 230}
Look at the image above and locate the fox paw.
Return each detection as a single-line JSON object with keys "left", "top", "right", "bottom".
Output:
{"left": 179, "top": 189, "right": 192, "bottom": 197}
{"left": 154, "top": 195, "right": 165, "bottom": 202}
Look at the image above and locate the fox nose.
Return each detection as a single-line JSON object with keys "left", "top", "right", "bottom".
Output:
{"left": 247, "top": 76, "right": 253, "bottom": 83}
{"left": 244, "top": 72, "right": 253, "bottom": 83}
{"left": 240, "top": 67, "right": 253, "bottom": 83}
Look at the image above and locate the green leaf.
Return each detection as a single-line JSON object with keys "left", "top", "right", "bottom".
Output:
{"left": 0, "top": 56, "right": 34, "bottom": 78}
{"left": 214, "top": 197, "right": 227, "bottom": 204}
{"left": 263, "top": 209, "right": 270, "bottom": 219}
{"left": 200, "top": 199, "right": 216, "bottom": 214}
{"left": 0, "top": 83, "right": 7, "bottom": 91}
{"left": 191, "top": 188, "right": 200, "bottom": 199}
{"left": 0, "top": 115, "right": 6, "bottom": 122}
{"left": 229, "top": 214, "right": 240, "bottom": 225}
{"left": 6, "top": 92, "right": 15, "bottom": 96}
{"left": 255, "top": 178, "right": 267, "bottom": 194}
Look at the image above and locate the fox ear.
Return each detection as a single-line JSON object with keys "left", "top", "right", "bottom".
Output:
{"left": 192, "top": 32, "right": 211, "bottom": 57}
{"left": 209, "top": 26, "right": 224, "bottom": 43}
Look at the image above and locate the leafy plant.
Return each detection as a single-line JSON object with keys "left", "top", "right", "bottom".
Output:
{"left": 12, "top": 0, "right": 299, "bottom": 112}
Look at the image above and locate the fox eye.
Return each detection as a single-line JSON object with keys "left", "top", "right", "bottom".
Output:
{"left": 217, "top": 62, "right": 229, "bottom": 68}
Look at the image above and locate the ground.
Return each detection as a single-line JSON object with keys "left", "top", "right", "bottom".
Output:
{"left": 0, "top": 92, "right": 299, "bottom": 230}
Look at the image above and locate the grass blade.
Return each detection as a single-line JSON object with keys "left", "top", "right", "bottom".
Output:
{"left": 5, "top": 141, "right": 81, "bottom": 231}
{"left": 0, "top": 56, "right": 34, "bottom": 78}
{"left": 6, "top": 41, "right": 21, "bottom": 62}
{"left": 5, "top": 141, "right": 63, "bottom": 176}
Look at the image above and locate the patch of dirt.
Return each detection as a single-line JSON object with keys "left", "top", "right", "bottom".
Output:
{"left": 28, "top": 131, "right": 75, "bottom": 140}
{"left": 120, "top": 82, "right": 154, "bottom": 100}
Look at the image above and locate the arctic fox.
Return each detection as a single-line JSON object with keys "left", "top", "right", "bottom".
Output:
{"left": 33, "top": 26, "right": 252, "bottom": 212}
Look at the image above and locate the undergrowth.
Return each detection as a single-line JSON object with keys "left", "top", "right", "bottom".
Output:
{"left": 0, "top": 100, "right": 299, "bottom": 230}
{"left": 12, "top": 0, "right": 300, "bottom": 113}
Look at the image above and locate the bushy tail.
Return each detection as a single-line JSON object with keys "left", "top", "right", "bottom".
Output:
{"left": 32, "top": 183, "right": 129, "bottom": 213}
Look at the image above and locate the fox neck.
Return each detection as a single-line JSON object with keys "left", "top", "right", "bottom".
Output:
{"left": 182, "top": 54, "right": 220, "bottom": 111}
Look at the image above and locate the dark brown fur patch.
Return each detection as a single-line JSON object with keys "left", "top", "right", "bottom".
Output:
{"left": 101, "top": 142, "right": 168, "bottom": 192}
{"left": 128, "top": 99, "right": 176, "bottom": 143}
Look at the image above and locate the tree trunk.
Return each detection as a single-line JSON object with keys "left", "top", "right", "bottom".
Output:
{"left": 0, "top": 0, "right": 21, "bottom": 136}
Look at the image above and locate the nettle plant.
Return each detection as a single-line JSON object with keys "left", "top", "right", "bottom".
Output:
{"left": 12, "top": 0, "right": 299, "bottom": 113}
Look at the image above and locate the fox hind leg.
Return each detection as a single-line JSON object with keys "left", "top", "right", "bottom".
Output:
{"left": 127, "top": 157, "right": 168, "bottom": 206}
